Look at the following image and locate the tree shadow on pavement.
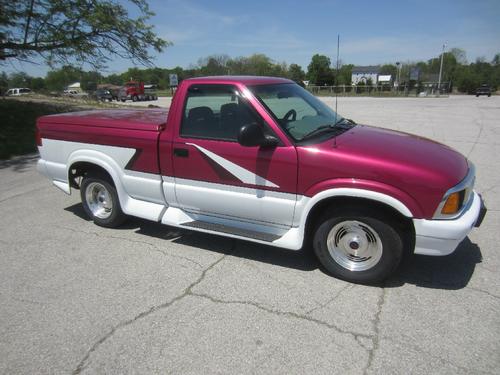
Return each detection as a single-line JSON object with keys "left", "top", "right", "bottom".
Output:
{"left": 0, "top": 153, "right": 39, "bottom": 172}
{"left": 64, "top": 202, "right": 483, "bottom": 287}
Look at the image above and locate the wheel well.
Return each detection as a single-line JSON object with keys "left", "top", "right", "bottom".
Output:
{"left": 68, "top": 162, "right": 113, "bottom": 189}
{"left": 304, "top": 196, "right": 415, "bottom": 254}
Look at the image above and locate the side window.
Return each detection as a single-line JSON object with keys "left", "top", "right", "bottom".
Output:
{"left": 181, "top": 85, "right": 268, "bottom": 141}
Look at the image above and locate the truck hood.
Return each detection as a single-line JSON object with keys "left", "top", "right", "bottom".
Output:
{"left": 38, "top": 109, "right": 168, "bottom": 131}
{"left": 298, "top": 125, "right": 469, "bottom": 218}
{"left": 333, "top": 125, "right": 469, "bottom": 184}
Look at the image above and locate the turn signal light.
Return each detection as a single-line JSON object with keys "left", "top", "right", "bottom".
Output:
{"left": 441, "top": 192, "right": 460, "bottom": 215}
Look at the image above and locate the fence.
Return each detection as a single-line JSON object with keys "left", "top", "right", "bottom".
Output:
{"left": 306, "top": 82, "right": 451, "bottom": 97}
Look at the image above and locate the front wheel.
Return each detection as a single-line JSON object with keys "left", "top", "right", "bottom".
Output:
{"left": 80, "top": 173, "right": 127, "bottom": 228}
{"left": 313, "top": 209, "right": 403, "bottom": 284}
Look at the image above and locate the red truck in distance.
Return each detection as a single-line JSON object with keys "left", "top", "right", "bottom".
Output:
{"left": 36, "top": 76, "right": 486, "bottom": 284}
{"left": 118, "top": 81, "right": 158, "bottom": 102}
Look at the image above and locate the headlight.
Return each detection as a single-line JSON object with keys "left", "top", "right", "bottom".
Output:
{"left": 440, "top": 191, "right": 463, "bottom": 215}
{"left": 434, "top": 164, "right": 475, "bottom": 219}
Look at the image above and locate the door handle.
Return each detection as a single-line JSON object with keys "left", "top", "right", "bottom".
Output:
{"left": 174, "top": 148, "right": 189, "bottom": 157}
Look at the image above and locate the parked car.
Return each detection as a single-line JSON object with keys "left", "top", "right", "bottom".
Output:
{"left": 62, "top": 90, "right": 88, "bottom": 99}
{"left": 35, "top": 76, "right": 486, "bottom": 284}
{"left": 476, "top": 84, "right": 492, "bottom": 97}
{"left": 5, "top": 88, "right": 32, "bottom": 96}
{"left": 93, "top": 89, "right": 113, "bottom": 102}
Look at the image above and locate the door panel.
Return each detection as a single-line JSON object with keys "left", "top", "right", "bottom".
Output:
{"left": 172, "top": 84, "right": 298, "bottom": 227}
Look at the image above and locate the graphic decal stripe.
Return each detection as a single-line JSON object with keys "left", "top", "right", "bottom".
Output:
{"left": 185, "top": 143, "right": 279, "bottom": 188}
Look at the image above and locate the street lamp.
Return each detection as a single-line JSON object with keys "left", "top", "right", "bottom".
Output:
{"left": 395, "top": 62, "right": 401, "bottom": 93}
{"left": 437, "top": 43, "right": 446, "bottom": 96}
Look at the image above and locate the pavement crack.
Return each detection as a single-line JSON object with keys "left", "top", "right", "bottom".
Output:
{"left": 305, "top": 284, "right": 352, "bottom": 314}
{"left": 190, "top": 291, "right": 371, "bottom": 342}
{"left": 55, "top": 225, "right": 204, "bottom": 269}
{"left": 72, "top": 252, "right": 229, "bottom": 374}
{"left": 467, "top": 286, "right": 500, "bottom": 300}
{"left": 363, "top": 286, "right": 386, "bottom": 375}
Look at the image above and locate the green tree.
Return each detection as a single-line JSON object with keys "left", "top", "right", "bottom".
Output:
{"left": 8, "top": 72, "right": 32, "bottom": 88}
{"left": 0, "top": 72, "right": 8, "bottom": 94}
{"left": 0, "top": 0, "right": 170, "bottom": 68}
{"left": 199, "top": 55, "right": 230, "bottom": 76}
{"left": 337, "top": 64, "right": 353, "bottom": 85}
{"left": 45, "top": 66, "right": 83, "bottom": 91}
{"left": 307, "top": 54, "right": 334, "bottom": 85}
{"left": 288, "top": 63, "right": 305, "bottom": 83}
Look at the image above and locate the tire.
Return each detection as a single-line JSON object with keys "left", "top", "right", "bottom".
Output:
{"left": 80, "top": 173, "right": 127, "bottom": 228}
{"left": 132, "top": 95, "right": 138, "bottom": 102}
{"left": 313, "top": 208, "right": 403, "bottom": 284}
{"left": 121, "top": 98, "right": 126, "bottom": 102}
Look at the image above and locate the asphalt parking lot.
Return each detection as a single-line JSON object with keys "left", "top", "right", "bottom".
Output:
{"left": 1, "top": 95, "right": 499, "bottom": 374}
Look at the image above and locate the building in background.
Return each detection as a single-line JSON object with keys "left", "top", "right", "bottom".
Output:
{"left": 351, "top": 66, "right": 380, "bottom": 85}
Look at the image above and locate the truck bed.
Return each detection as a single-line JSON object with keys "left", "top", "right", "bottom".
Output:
{"left": 38, "top": 109, "right": 168, "bottom": 131}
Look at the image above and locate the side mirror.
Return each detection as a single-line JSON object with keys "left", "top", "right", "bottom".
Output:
{"left": 238, "top": 123, "right": 279, "bottom": 147}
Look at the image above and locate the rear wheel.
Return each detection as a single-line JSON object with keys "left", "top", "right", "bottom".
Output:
{"left": 132, "top": 95, "right": 138, "bottom": 102}
{"left": 80, "top": 173, "right": 126, "bottom": 228}
{"left": 313, "top": 208, "right": 403, "bottom": 284}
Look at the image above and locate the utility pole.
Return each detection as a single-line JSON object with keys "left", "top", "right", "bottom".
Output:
{"left": 437, "top": 43, "right": 446, "bottom": 96}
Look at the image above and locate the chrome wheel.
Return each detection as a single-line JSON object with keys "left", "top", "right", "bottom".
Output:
{"left": 85, "top": 182, "right": 113, "bottom": 219}
{"left": 327, "top": 220, "right": 383, "bottom": 272}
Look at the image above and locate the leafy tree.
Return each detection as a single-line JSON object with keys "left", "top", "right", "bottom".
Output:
{"left": 288, "top": 63, "right": 305, "bottom": 83}
{"left": 450, "top": 48, "right": 467, "bottom": 64}
{"left": 337, "top": 64, "right": 353, "bottom": 85}
{"left": 199, "top": 55, "right": 230, "bottom": 76}
{"left": 45, "top": 66, "right": 83, "bottom": 91}
{"left": 307, "top": 54, "right": 335, "bottom": 85}
{"left": 31, "top": 77, "right": 46, "bottom": 91}
{"left": 8, "top": 72, "right": 32, "bottom": 87}
{"left": 0, "top": 0, "right": 170, "bottom": 68}
{"left": 379, "top": 64, "right": 397, "bottom": 78}
{"left": 0, "top": 72, "right": 8, "bottom": 94}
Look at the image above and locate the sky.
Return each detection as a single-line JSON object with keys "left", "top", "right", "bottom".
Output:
{"left": 3, "top": 0, "right": 500, "bottom": 77}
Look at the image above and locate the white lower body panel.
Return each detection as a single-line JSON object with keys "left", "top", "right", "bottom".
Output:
{"left": 413, "top": 191, "right": 482, "bottom": 256}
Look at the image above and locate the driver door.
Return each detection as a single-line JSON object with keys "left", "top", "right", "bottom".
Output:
{"left": 172, "top": 84, "right": 298, "bottom": 228}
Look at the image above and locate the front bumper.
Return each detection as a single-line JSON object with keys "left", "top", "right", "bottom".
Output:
{"left": 413, "top": 191, "right": 486, "bottom": 256}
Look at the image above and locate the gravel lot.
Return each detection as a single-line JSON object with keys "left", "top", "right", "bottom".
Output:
{"left": 1, "top": 95, "right": 499, "bottom": 374}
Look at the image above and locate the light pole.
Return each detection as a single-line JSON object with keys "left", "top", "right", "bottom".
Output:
{"left": 395, "top": 62, "right": 401, "bottom": 94}
{"left": 437, "top": 43, "right": 446, "bottom": 96}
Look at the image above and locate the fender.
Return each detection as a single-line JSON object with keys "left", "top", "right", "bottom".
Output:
{"left": 67, "top": 149, "right": 165, "bottom": 221}
{"left": 302, "top": 178, "right": 423, "bottom": 218}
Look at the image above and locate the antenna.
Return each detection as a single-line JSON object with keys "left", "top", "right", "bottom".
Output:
{"left": 334, "top": 34, "right": 340, "bottom": 148}
{"left": 335, "top": 34, "right": 340, "bottom": 122}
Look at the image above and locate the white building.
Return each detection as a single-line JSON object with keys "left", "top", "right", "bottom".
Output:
{"left": 351, "top": 66, "right": 380, "bottom": 85}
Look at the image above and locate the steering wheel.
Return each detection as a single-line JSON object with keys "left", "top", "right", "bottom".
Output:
{"left": 282, "top": 109, "right": 297, "bottom": 122}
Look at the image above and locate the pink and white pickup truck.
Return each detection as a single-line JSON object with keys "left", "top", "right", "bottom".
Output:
{"left": 36, "top": 76, "right": 486, "bottom": 283}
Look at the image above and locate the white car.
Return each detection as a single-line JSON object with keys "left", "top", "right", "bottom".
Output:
{"left": 5, "top": 88, "right": 32, "bottom": 96}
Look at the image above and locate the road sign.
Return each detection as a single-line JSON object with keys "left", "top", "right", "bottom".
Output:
{"left": 169, "top": 74, "right": 178, "bottom": 87}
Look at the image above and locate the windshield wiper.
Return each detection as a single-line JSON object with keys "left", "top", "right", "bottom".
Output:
{"left": 300, "top": 117, "right": 354, "bottom": 141}
{"left": 300, "top": 123, "right": 339, "bottom": 141}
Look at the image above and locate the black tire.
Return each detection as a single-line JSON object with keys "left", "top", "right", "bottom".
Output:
{"left": 80, "top": 173, "right": 127, "bottom": 228}
{"left": 132, "top": 95, "right": 138, "bottom": 102}
{"left": 313, "top": 208, "right": 403, "bottom": 284}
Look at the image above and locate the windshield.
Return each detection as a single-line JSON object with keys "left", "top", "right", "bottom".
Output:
{"left": 249, "top": 83, "right": 346, "bottom": 141}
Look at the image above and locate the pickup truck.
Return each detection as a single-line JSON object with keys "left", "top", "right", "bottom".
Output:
{"left": 36, "top": 76, "right": 486, "bottom": 284}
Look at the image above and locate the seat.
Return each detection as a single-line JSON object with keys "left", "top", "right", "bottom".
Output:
{"left": 183, "top": 106, "right": 216, "bottom": 137}
{"left": 220, "top": 103, "right": 241, "bottom": 140}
